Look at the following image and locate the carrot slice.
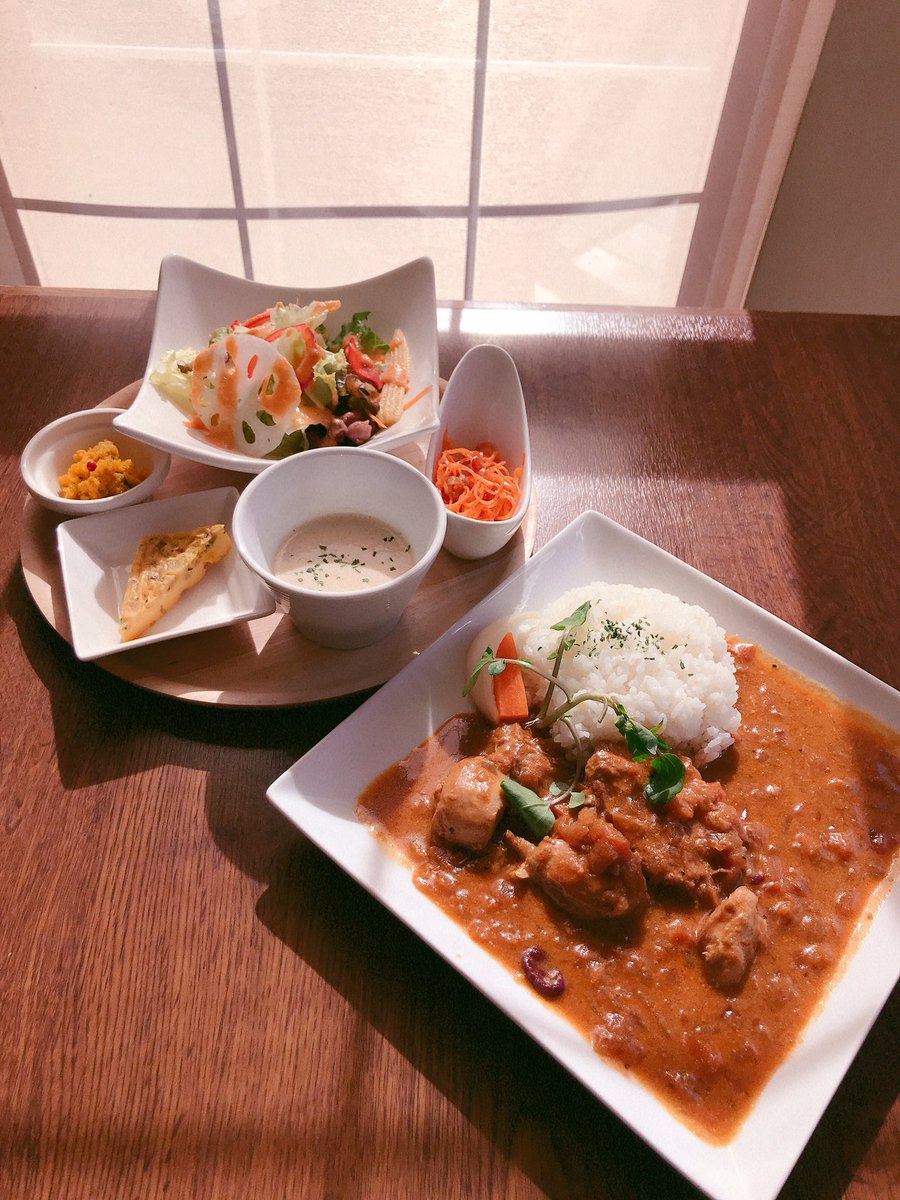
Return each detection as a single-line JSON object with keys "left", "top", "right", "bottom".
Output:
{"left": 493, "top": 631, "right": 529, "bottom": 722}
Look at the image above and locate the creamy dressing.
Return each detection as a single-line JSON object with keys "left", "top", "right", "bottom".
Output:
{"left": 274, "top": 513, "right": 415, "bottom": 592}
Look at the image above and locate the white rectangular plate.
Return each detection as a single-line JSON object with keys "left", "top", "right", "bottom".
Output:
{"left": 114, "top": 254, "right": 440, "bottom": 474}
{"left": 57, "top": 486, "right": 276, "bottom": 660}
{"left": 266, "top": 511, "right": 899, "bottom": 1200}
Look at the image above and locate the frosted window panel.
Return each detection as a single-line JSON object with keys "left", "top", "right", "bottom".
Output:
{"left": 20, "top": 212, "right": 245, "bottom": 288}
{"left": 5, "top": 0, "right": 215, "bottom": 48}
{"left": 481, "top": 64, "right": 726, "bottom": 206}
{"left": 219, "top": 0, "right": 479, "bottom": 58}
{"left": 249, "top": 218, "right": 467, "bottom": 299}
{"left": 482, "top": 0, "right": 748, "bottom": 206}
{"left": 473, "top": 206, "right": 699, "bottom": 306}
{"left": 0, "top": 0, "right": 765, "bottom": 304}
{"left": 228, "top": 54, "right": 475, "bottom": 209}
{"left": 0, "top": 46, "right": 233, "bottom": 206}
{"left": 489, "top": 0, "right": 747, "bottom": 68}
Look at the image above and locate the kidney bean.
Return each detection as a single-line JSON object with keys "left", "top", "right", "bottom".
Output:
{"left": 521, "top": 946, "right": 565, "bottom": 998}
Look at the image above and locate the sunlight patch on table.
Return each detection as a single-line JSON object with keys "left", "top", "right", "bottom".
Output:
{"left": 448, "top": 306, "right": 756, "bottom": 343}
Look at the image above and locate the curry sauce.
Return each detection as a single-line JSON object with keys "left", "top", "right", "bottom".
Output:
{"left": 356, "top": 644, "right": 899, "bottom": 1143}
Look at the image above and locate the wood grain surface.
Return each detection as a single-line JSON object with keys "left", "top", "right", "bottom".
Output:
{"left": 2, "top": 288, "right": 898, "bottom": 1200}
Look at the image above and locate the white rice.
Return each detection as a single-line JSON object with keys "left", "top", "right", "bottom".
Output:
{"left": 514, "top": 582, "right": 739, "bottom": 765}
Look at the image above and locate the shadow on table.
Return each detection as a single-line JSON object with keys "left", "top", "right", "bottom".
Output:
{"left": 5, "top": 558, "right": 368, "bottom": 881}
{"left": 255, "top": 836, "right": 899, "bottom": 1200}
{"left": 254, "top": 836, "right": 689, "bottom": 1200}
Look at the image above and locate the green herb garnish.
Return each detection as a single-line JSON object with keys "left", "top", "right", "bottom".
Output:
{"left": 463, "top": 647, "right": 534, "bottom": 696}
{"left": 538, "top": 601, "right": 592, "bottom": 721}
{"left": 549, "top": 600, "right": 592, "bottom": 657}
{"left": 551, "top": 781, "right": 586, "bottom": 811}
{"left": 332, "top": 311, "right": 390, "bottom": 356}
{"left": 501, "top": 779, "right": 556, "bottom": 840}
{"left": 612, "top": 704, "right": 665, "bottom": 761}
{"left": 612, "top": 704, "right": 686, "bottom": 806}
{"left": 645, "top": 752, "right": 686, "bottom": 807}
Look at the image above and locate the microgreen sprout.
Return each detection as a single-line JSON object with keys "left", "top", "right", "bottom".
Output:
{"left": 538, "top": 600, "right": 591, "bottom": 722}
{"left": 464, "top": 602, "right": 687, "bottom": 817}
{"left": 612, "top": 703, "right": 685, "bottom": 806}
{"left": 551, "top": 781, "right": 586, "bottom": 811}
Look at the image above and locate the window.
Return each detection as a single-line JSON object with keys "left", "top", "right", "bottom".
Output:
{"left": 0, "top": 0, "right": 832, "bottom": 305}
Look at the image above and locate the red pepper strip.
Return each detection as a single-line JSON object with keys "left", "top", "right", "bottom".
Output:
{"left": 295, "top": 325, "right": 319, "bottom": 388}
{"left": 264, "top": 322, "right": 319, "bottom": 387}
{"left": 232, "top": 309, "right": 271, "bottom": 330}
{"left": 344, "top": 335, "right": 383, "bottom": 389}
{"left": 247, "top": 354, "right": 259, "bottom": 378}
{"left": 263, "top": 322, "right": 313, "bottom": 344}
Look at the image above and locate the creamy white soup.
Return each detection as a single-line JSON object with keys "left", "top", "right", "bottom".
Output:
{"left": 274, "top": 513, "right": 414, "bottom": 592}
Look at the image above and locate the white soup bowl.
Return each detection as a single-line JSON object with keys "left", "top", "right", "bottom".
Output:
{"left": 231, "top": 447, "right": 447, "bottom": 649}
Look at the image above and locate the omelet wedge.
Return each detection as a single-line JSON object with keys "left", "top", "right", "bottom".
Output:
{"left": 119, "top": 524, "right": 232, "bottom": 642}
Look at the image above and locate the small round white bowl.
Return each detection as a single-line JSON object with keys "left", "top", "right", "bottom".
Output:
{"left": 231, "top": 447, "right": 447, "bottom": 649}
{"left": 425, "top": 344, "right": 531, "bottom": 560}
{"left": 21, "top": 407, "right": 171, "bottom": 516}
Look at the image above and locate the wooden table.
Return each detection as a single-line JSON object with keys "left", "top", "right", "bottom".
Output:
{"left": 2, "top": 288, "right": 898, "bottom": 1200}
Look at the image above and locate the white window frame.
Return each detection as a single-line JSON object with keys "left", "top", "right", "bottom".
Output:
{"left": 678, "top": 0, "right": 836, "bottom": 308}
{"left": 0, "top": 0, "right": 836, "bottom": 305}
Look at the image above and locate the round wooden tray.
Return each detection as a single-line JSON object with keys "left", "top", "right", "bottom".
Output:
{"left": 20, "top": 382, "right": 536, "bottom": 707}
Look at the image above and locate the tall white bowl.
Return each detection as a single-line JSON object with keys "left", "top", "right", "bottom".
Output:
{"left": 231, "top": 448, "right": 447, "bottom": 649}
{"left": 426, "top": 344, "right": 531, "bottom": 560}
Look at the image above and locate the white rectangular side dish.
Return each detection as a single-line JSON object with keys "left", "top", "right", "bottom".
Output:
{"left": 57, "top": 486, "right": 276, "bottom": 661}
{"left": 266, "top": 511, "right": 899, "bottom": 1200}
{"left": 114, "top": 254, "right": 440, "bottom": 474}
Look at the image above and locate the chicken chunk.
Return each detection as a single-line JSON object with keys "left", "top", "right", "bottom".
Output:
{"left": 586, "top": 749, "right": 751, "bottom": 907}
{"left": 522, "top": 808, "right": 649, "bottom": 920}
{"left": 697, "top": 885, "right": 765, "bottom": 990}
{"left": 431, "top": 756, "right": 506, "bottom": 853}
{"left": 484, "top": 722, "right": 554, "bottom": 792}
{"left": 582, "top": 746, "right": 645, "bottom": 804}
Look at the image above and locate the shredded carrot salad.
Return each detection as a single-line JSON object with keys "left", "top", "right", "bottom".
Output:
{"left": 434, "top": 440, "right": 523, "bottom": 521}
